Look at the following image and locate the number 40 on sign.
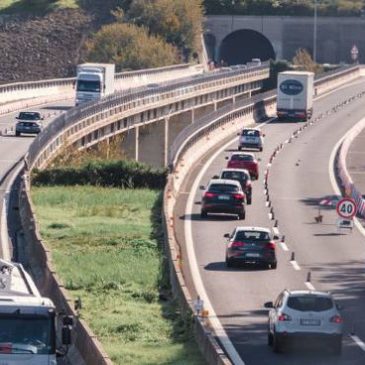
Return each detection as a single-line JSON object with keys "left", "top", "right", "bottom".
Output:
{"left": 336, "top": 198, "right": 357, "bottom": 219}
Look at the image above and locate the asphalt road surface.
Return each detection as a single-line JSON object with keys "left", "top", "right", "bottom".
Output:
{"left": 175, "top": 78, "right": 365, "bottom": 365}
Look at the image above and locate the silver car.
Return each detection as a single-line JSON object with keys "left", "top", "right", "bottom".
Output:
{"left": 265, "top": 290, "right": 343, "bottom": 354}
{"left": 238, "top": 128, "right": 264, "bottom": 151}
{"left": 15, "top": 111, "right": 44, "bottom": 136}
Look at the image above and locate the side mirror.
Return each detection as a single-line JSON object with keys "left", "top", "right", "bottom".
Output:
{"left": 41, "top": 117, "right": 44, "bottom": 120}
{"left": 257, "top": 158, "right": 262, "bottom": 162}
{"left": 237, "top": 133, "right": 240, "bottom": 136}
{"left": 225, "top": 156, "right": 229, "bottom": 160}
{"left": 62, "top": 326, "right": 72, "bottom": 346}
{"left": 263, "top": 134, "right": 266, "bottom": 137}
{"left": 223, "top": 233, "right": 230, "bottom": 238}
{"left": 212, "top": 175, "right": 219, "bottom": 179}
{"left": 15, "top": 116, "right": 19, "bottom": 120}
{"left": 264, "top": 301, "right": 274, "bottom": 308}
{"left": 199, "top": 185, "right": 205, "bottom": 190}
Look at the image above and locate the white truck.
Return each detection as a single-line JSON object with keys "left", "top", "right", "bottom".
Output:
{"left": 276, "top": 71, "right": 314, "bottom": 121}
{"left": 0, "top": 259, "right": 72, "bottom": 364}
{"left": 75, "top": 63, "right": 115, "bottom": 106}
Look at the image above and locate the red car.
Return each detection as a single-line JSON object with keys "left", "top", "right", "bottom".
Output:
{"left": 226, "top": 153, "right": 259, "bottom": 180}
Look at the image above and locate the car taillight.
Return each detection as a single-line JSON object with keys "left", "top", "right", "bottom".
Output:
{"left": 278, "top": 313, "right": 291, "bottom": 321}
{"left": 204, "top": 192, "right": 217, "bottom": 198}
{"left": 233, "top": 193, "right": 244, "bottom": 201}
{"left": 330, "top": 315, "right": 343, "bottom": 324}
{"left": 231, "top": 241, "right": 245, "bottom": 248}
{"left": 266, "top": 241, "right": 276, "bottom": 250}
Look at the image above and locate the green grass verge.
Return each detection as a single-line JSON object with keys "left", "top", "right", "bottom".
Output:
{"left": 31, "top": 185, "right": 205, "bottom": 365}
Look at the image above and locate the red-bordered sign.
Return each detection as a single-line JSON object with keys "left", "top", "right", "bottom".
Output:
{"left": 336, "top": 198, "right": 357, "bottom": 219}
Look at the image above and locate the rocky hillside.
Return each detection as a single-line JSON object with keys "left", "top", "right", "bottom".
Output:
{"left": 0, "top": 9, "right": 93, "bottom": 84}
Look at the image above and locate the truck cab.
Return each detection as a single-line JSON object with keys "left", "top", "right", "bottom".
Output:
{"left": 0, "top": 260, "right": 72, "bottom": 364}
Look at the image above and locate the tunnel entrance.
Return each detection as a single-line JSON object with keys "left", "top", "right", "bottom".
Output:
{"left": 220, "top": 29, "right": 275, "bottom": 65}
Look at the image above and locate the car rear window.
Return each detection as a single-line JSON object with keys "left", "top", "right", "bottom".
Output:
{"left": 287, "top": 296, "right": 334, "bottom": 312}
{"left": 18, "top": 112, "right": 41, "bottom": 120}
{"left": 235, "top": 231, "right": 270, "bottom": 241}
{"left": 209, "top": 184, "right": 239, "bottom": 193}
{"left": 231, "top": 154, "right": 253, "bottom": 161}
{"left": 221, "top": 171, "right": 248, "bottom": 181}
{"left": 242, "top": 130, "right": 260, "bottom": 137}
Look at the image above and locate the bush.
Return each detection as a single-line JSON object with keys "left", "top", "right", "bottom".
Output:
{"left": 85, "top": 22, "right": 179, "bottom": 70}
{"left": 32, "top": 160, "right": 167, "bottom": 189}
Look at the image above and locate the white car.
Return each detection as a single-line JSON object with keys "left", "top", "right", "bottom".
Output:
{"left": 265, "top": 290, "right": 343, "bottom": 354}
{"left": 238, "top": 128, "right": 264, "bottom": 151}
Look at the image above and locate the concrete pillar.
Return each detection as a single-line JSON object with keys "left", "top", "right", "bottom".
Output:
{"left": 135, "top": 126, "right": 139, "bottom": 161}
{"left": 120, "top": 128, "right": 136, "bottom": 161}
{"left": 191, "top": 109, "right": 195, "bottom": 124}
{"left": 168, "top": 110, "right": 193, "bottom": 147}
{"left": 164, "top": 117, "right": 169, "bottom": 168}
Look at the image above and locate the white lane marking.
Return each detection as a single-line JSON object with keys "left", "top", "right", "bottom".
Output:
{"left": 305, "top": 282, "right": 316, "bottom": 291}
{"left": 184, "top": 119, "right": 272, "bottom": 365}
{"left": 280, "top": 242, "right": 289, "bottom": 251}
{"left": 290, "top": 260, "right": 301, "bottom": 271}
{"left": 350, "top": 335, "right": 365, "bottom": 352}
{"left": 328, "top": 118, "right": 365, "bottom": 237}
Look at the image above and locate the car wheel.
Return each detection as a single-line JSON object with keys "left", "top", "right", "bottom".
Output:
{"left": 271, "top": 262, "right": 277, "bottom": 270}
{"left": 259, "top": 147, "right": 263, "bottom": 152}
{"left": 247, "top": 196, "right": 252, "bottom": 205}
{"left": 273, "top": 334, "right": 283, "bottom": 353}
{"left": 226, "top": 258, "right": 233, "bottom": 268}
{"left": 238, "top": 146, "right": 242, "bottom": 151}
{"left": 238, "top": 211, "right": 245, "bottom": 220}
{"left": 15, "top": 131, "right": 20, "bottom": 136}
{"left": 200, "top": 210, "right": 208, "bottom": 219}
{"left": 332, "top": 337, "right": 342, "bottom": 355}
{"left": 268, "top": 332, "right": 273, "bottom": 346}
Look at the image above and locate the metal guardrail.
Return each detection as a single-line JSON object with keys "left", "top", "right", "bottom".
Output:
{"left": 26, "top": 63, "right": 270, "bottom": 169}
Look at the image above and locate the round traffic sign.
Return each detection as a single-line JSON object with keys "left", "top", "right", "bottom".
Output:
{"left": 336, "top": 198, "right": 357, "bottom": 219}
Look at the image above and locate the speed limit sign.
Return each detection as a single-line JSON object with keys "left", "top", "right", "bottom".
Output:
{"left": 336, "top": 198, "right": 357, "bottom": 219}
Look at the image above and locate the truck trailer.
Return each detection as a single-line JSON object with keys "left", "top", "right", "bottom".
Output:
{"left": 0, "top": 259, "right": 72, "bottom": 364}
{"left": 75, "top": 63, "right": 115, "bottom": 106}
{"left": 276, "top": 71, "right": 314, "bottom": 121}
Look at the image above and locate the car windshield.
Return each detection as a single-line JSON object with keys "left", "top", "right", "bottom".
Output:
{"left": 242, "top": 130, "right": 260, "bottom": 137}
{"left": 235, "top": 231, "right": 270, "bottom": 241}
{"left": 0, "top": 316, "right": 55, "bottom": 355}
{"left": 231, "top": 154, "right": 254, "bottom": 161}
{"left": 209, "top": 184, "right": 239, "bottom": 193}
{"left": 18, "top": 112, "right": 40, "bottom": 120}
{"left": 287, "top": 296, "right": 334, "bottom": 312}
{"left": 222, "top": 171, "right": 248, "bottom": 181}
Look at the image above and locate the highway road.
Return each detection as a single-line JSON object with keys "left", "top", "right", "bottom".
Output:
{"left": 175, "top": 78, "right": 365, "bottom": 364}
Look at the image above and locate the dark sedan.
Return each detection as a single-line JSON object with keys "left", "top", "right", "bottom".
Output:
{"left": 201, "top": 179, "right": 246, "bottom": 220}
{"left": 219, "top": 168, "right": 252, "bottom": 205}
{"left": 225, "top": 227, "right": 277, "bottom": 269}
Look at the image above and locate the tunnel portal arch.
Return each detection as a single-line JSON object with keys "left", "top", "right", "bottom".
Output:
{"left": 220, "top": 29, "right": 275, "bottom": 65}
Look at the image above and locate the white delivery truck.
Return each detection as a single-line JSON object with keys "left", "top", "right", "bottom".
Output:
{"left": 276, "top": 71, "right": 314, "bottom": 121}
{"left": 75, "top": 63, "right": 115, "bottom": 106}
{"left": 0, "top": 259, "right": 72, "bottom": 364}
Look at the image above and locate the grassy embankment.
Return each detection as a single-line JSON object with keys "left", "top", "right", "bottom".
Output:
{"left": 31, "top": 185, "right": 204, "bottom": 365}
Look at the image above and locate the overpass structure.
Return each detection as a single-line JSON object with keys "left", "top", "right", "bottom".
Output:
{"left": 205, "top": 15, "right": 365, "bottom": 65}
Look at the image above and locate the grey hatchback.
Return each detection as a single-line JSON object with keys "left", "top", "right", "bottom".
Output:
{"left": 15, "top": 111, "right": 44, "bottom": 136}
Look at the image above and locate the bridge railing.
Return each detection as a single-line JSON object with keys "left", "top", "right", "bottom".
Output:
{"left": 0, "top": 63, "right": 203, "bottom": 104}
{"left": 26, "top": 63, "right": 270, "bottom": 169}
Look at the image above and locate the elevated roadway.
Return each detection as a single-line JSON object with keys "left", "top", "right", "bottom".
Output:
{"left": 175, "top": 78, "right": 365, "bottom": 364}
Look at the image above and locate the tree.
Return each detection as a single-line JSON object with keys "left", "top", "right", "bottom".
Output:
{"left": 127, "top": 0, "right": 204, "bottom": 61}
{"left": 85, "top": 23, "right": 179, "bottom": 70}
{"left": 292, "top": 48, "right": 323, "bottom": 74}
